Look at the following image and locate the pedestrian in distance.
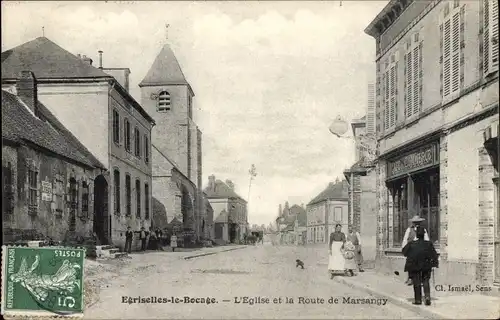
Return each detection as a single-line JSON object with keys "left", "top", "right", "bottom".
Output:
{"left": 170, "top": 234, "right": 178, "bottom": 252}
{"left": 124, "top": 226, "right": 133, "bottom": 253}
{"left": 328, "top": 224, "right": 347, "bottom": 279}
{"left": 402, "top": 225, "right": 439, "bottom": 306}
{"left": 139, "top": 227, "right": 147, "bottom": 251}
{"left": 347, "top": 227, "right": 364, "bottom": 272}
{"left": 402, "top": 215, "right": 429, "bottom": 285}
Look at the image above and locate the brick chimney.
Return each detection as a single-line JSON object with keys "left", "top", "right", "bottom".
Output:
{"left": 208, "top": 175, "right": 216, "bottom": 191}
{"left": 98, "top": 50, "right": 103, "bottom": 69}
{"left": 16, "top": 71, "right": 38, "bottom": 115}
{"left": 225, "top": 179, "right": 234, "bottom": 190}
{"left": 81, "top": 54, "right": 93, "bottom": 66}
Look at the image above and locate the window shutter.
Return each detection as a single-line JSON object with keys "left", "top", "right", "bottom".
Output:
{"left": 485, "top": 0, "right": 499, "bottom": 74}
{"left": 384, "top": 72, "right": 389, "bottom": 130}
{"left": 439, "top": 23, "right": 444, "bottom": 97}
{"left": 459, "top": 6, "right": 465, "bottom": 89}
{"left": 490, "top": 0, "right": 499, "bottom": 71}
{"left": 419, "top": 41, "right": 423, "bottom": 110}
{"left": 451, "top": 11, "right": 461, "bottom": 94}
{"left": 484, "top": 0, "right": 491, "bottom": 75}
{"left": 443, "top": 19, "right": 452, "bottom": 97}
{"left": 406, "top": 51, "right": 413, "bottom": 118}
{"left": 390, "top": 65, "right": 396, "bottom": 127}
{"left": 413, "top": 45, "right": 420, "bottom": 115}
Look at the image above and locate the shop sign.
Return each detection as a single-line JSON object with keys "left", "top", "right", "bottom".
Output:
{"left": 41, "top": 180, "right": 52, "bottom": 201}
{"left": 387, "top": 143, "right": 439, "bottom": 179}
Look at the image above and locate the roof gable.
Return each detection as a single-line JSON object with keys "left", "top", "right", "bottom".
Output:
{"left": 204, "top": 180, "right": 246, "bottom": 202}
{"left": 308, "top": 180, "right": 349, "bottom": 206}
{"left": 1, "top": 37, "right": 111, "bottom": 80}
{"left": 2, "top": 90, "right": 104, "bottom": 168}
{"left": 139, "top": 44, "right": 189, "bottom": 87}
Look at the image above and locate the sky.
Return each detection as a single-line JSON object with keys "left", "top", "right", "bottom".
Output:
{"left": 2, "top": 1, "right": 387, "bottom": 226}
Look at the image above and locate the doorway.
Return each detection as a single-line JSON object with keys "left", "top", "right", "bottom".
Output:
{"left": 93, "top": 175, "right": 110, "bottom": 245}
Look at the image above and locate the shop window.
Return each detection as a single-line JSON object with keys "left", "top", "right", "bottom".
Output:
{"left": 82, "top": 181, "right": 89, "bottom": 216}
{"left": 389, "top": 178, "right": 409, "bottom": 247}
{"left": 414, "top": 169, "right": 440, "bottom": 246}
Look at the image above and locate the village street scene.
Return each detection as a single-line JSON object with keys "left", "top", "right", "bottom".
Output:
{"left": 1, "top": 1, "right": 499, "bottom": 319}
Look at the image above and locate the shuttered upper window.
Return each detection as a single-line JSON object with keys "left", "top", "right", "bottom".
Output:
{"left": 112, "top": 109, "right": 120, "bottom": 144}
{"left": 157, "top": 91, "right": 171, "bottom": 112}
{"left": 404, "top": 33, "right": 423, "bottom": 119}
{"left": 383, "top": 53, "right": 399, "bottom": 130}
{"left": 484, "top": 0, "right": 499, "bottom": 76}
{"left": 441, "top": 3, "right": 462, "bottom": 100}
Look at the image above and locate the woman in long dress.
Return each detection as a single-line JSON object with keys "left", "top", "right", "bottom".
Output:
{"left": 328, "top": 224, "right": 346, "bottom": 279}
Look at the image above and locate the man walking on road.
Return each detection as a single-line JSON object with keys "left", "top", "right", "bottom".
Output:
{"left": 402, "top": 215, "right": 429, "bottom": 285}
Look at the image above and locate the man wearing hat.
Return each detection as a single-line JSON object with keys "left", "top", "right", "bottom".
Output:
{"left": 402, "top": 215, "right": 429, "bottom": 285}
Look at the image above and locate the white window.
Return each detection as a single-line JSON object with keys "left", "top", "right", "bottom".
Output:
{"left": 484, "top": 0, "right": 499, "bottom": 76}
{"left": 440, "top": 2, "right": 462, "bottom": 99}
{"left": 157, "top": 91, "right": 171, "bottom": 112}
{"left": 404, "top": 33, "right": 423, "bottom": 119}
{"left": 334, "top": 207, "right": 342, "bottom": 222}
{"left": 383, "top": 52, "right": 399, "bottom": 130}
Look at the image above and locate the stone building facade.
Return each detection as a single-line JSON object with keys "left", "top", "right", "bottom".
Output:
{"left": 2, "top": 76, "right": 105, "bottom": 243}
{"left": 365, "top": 0, "right": 499, "bottom": 286}
{"left": 306, "top": 180, "right": 349, "bottom": 244}
{"left": 2, "top": 37, "right": 155, "bottom": 250}
{"left": 204, "top": 175, "right": 248, "bottom": 243}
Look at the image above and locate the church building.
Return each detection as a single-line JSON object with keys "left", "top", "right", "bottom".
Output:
{"left": 139, "top": 40, "right": 206, "bottom": 243}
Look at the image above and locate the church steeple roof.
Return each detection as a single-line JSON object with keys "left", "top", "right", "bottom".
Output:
{"left": 139, "top": 44, "right": 190, "bottom": 87}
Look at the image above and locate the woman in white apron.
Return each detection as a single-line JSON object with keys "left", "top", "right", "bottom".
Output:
{"left": 328, "top": 224, "right": 346, "bottom": 279}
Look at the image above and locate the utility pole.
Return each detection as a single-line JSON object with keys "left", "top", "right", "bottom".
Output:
{"left": 247, "top": 164, "right": 257, "bottom": 236}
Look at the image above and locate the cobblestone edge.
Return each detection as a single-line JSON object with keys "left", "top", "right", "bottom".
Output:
{"left": 183, "top": 246, "right": 247, "bottom": 260}
{"left": 333, "top": 276, "right": 450, "bottom": 319}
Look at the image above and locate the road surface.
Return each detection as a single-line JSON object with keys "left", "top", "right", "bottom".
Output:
{"left": 85, "top": 244, "right": 427, "bottom": 319}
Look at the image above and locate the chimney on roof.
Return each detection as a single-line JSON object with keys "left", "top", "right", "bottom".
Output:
{"left": 208, "top": 175, "right": 216, "bottom": 191}
{"left": 301, "top": 203, "right": 305, "bottom": 210}
{"left": 98, "top": 50, "right": 103, "bottom": 68}
{"left": 81, "top": 54, "right": 93, "bottom": 66}
{"left": 225, "top": 180, "right": 234, "bottom": 190}
{"left": 16, "top": 71, "right": 38, "bottom": 116}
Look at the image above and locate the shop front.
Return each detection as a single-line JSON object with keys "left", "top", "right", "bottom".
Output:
{"left": 385, "top": 140, "right": 440, "bottom": 250}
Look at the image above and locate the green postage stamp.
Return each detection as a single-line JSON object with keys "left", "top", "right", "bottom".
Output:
{"left": 1, "top": 246, "right": 85, "bottom": 317}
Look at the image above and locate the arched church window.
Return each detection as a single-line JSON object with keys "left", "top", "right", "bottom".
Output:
{"left": 157, "top": 91, "right": 171, "bottom": 112}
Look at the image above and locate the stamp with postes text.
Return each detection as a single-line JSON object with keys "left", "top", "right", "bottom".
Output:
{"left": 1, "top": 246, "right": 85, "bottom": 317}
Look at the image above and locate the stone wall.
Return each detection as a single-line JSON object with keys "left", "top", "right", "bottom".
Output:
{"left": 2, "top": 144, "right": 97, "bottom": 242}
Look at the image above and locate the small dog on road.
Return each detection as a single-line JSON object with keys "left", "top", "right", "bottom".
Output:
{"left": 296, "top": 259, "right": 305, "bottom": 269}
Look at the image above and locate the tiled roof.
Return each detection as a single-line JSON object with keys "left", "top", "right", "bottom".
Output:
{"left": 307, "top": 180, "right": 349, "bottom": 206}
{"left": 345, "top": 157, "right": 375, "bottom": 174}
{"left": 139, "top": 44, "right": 189, "bottom": 87}
{"left": 2, "top": 90, "right": 105, "bottom": 168}
{"left": 204, "top": 180, "right": 246, "bottom": 202}
{"left": 1, "top": 37, "right": 112, "bottom": 80}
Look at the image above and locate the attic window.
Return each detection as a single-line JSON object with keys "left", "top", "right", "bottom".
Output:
{"left": 157, "top": 91, "right": 171, "bottom": 112}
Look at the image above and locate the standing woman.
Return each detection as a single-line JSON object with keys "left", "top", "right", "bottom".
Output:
{"left": 328, "top": 224, "right": 346, "bottom": 279}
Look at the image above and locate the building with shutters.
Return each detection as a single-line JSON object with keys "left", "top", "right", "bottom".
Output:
{"left": 2, "top": 73, "right": 106, "bottom": 244}
{"left": 2, "top": 37, "right": 155, "bottom": 250}
{"left": 365, "top": 0, "right": 499, "bottom": 286}
{"left": 138, "top": 40, "right": 206, "bottom": 245}
{"left": 306, "top": 179, "right": 349, "bottom": 244}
